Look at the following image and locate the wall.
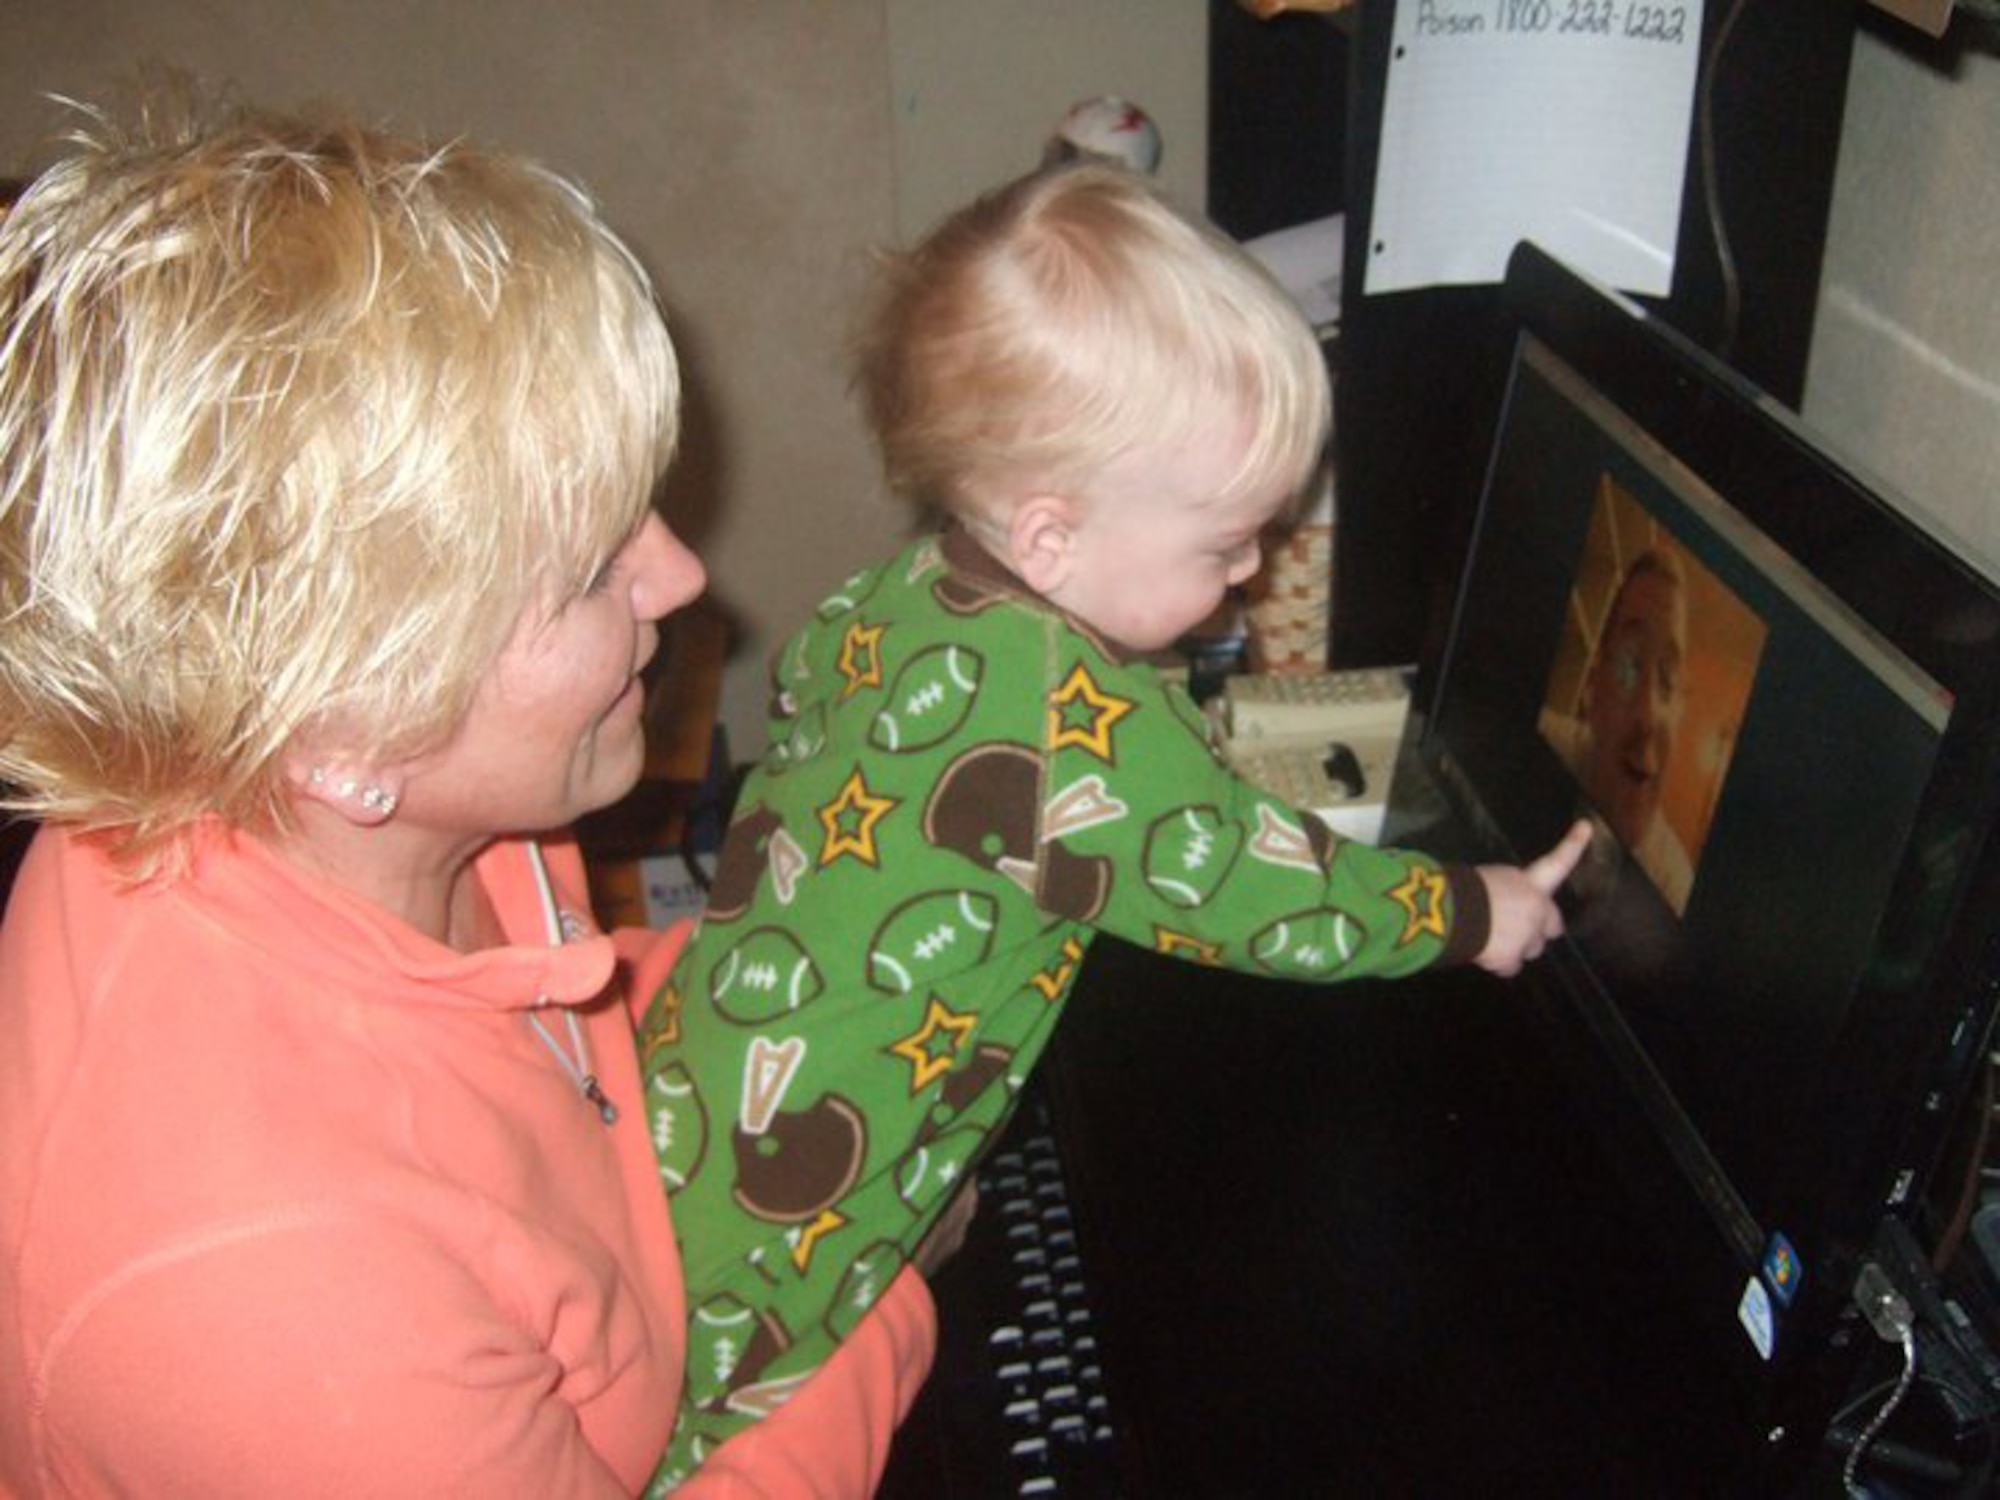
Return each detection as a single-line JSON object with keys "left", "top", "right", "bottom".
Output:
{"left": 1804, "top": 20, "right": 2000, "bottom": 574}
{"left": 14, "top": 6, "right": 1973, "bottom": 753}
{"left": 0, "top": 0, "right": 896, "bottom": 756}
{"left": 0, "top": 0, "right": 1206, "bottom": 755}
{"left": 885, "top": 0, "right": 1206, "bottom": 241}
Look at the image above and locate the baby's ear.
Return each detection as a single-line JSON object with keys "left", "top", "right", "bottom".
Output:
{"left": 1006, "top": 493, "right": 1078, "bottom": 594}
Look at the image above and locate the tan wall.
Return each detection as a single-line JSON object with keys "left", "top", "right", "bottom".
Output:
{"left": 0, "top": 0, "right": 1206, "bottom": 755}
{"left": 1804, "top": 26, "right": 2000, "bottom": 574}
{"left": 886, "top": 0, "right": 1207, "bottom": 241}
{"left": 17, "top": 6, "right": 1979, "bottom": 756}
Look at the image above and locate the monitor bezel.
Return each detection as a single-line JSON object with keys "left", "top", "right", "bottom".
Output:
{"left": 1414, "top": 242, "right": 2000, "bottom": 1397}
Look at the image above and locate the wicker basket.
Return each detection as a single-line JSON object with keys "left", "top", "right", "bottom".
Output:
{"left": 1246, "top": 521, "right": 1333, "bottom": 673}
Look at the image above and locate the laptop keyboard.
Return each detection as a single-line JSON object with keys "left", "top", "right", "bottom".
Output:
{"left": 878, "top": 1085, "right": 1131, "bottom": 1497}
{"left": 984, "top": 1100, "right": 1123, "bottom": 1490}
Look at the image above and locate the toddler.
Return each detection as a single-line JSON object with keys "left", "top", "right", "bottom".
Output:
{"left": 639, "top": 162, "right": 1588, "bottom": 1484}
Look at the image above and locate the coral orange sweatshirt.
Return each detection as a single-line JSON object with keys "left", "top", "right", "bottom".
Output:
{"left": 0, "top": 823, "right": 933, "bottom": 1497}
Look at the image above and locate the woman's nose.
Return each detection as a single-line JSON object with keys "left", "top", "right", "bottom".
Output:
{"left": 629, "top": 514, "right": 707, "bottom": 621}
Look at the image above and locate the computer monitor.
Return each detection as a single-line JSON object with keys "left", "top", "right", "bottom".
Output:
{"left": 1413, "top": 244, "right": 2000, "bottom": 1415}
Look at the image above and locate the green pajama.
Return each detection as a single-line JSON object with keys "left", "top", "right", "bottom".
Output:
{"left": 639, "top": 530, "right": 1485, "bottom": 1487}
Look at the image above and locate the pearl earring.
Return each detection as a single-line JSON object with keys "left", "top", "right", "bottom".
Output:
{"left": 306, "top": 766, "right": 396, "bottom": 818}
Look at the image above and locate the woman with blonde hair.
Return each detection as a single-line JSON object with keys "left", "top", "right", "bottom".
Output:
{"left": 0, "top": 96, "right": 932, "bottom": 1495}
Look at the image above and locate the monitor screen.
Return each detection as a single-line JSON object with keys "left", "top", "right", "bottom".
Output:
{"left": 1412, "top": 244, "right": 2000, "bottom": 1381}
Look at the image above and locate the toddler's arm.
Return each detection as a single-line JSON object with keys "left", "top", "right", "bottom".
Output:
{"left": 1471, "top": 820, "right": 1592, "bottom": 977}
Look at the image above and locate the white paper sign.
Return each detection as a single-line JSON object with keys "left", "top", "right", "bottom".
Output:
{"left": 1365, "top": 0, "right": 1705, "bottom": 297}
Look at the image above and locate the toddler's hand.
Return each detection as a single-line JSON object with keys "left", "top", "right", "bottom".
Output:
{"left": 1471, "top": 819, "right": 1592, "bottom": 977}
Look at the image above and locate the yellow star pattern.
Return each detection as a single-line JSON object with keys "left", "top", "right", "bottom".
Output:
{"left": 887, "top": 995, "right": 978, "bottom": 1093}
{"left": 816, "top": 768, "right": 898, "bottom": 867}
{"left": 789, "top": 1207, "right": 848, "bottom": 1274}
{"left": 1029, "top": 936, "right": 1086, "bottom": 1002}
{"left": 1046, "top": 662, "right": 1135, "bottom": 762}
{"left": 837, "top": 620, "right": 885, "bottom": 698}
{"left": 640, "top": 981, "right": 684, "bottom": 1069}
{"left": 1389, "top": 863, "right": 1450, "bottom": 946}
{"left": 1155, "top": 928, "right": 1223, "bottom": 965}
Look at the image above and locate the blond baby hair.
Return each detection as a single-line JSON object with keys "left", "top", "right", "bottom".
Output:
{"left": 852, "top": 162, "right": 1329, "bottom": 529}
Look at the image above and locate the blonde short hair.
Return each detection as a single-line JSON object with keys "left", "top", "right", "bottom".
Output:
{"left": 852, "top": 163, "right": 1329, "bottom": 523}
{"left": 0, "top": 97, "right": 679, "bottom": 864}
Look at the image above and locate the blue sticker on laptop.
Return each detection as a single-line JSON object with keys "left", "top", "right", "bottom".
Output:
{"left": 1737, "top": 1276, "right": 1775, "bottom": 1361}
{"left": 1762, "top": 1232, "right": 1801, "bottom": 1308}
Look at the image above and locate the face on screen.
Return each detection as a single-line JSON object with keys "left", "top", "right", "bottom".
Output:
{"left": 1536, "top": 475, "right": 1767, "bottom": 920}
{"left": 1583, "top": 556, "right": 1687, "bottom": 851}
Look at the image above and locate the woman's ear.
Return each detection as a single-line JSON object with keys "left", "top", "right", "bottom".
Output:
{"left": 1006, "top": 493, "right": 1078, "bottom": 595}
{"left": 285, "top": 754, "right": 406, "bottom": 827}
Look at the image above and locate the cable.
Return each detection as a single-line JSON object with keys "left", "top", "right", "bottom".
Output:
{"left": 1693, "top": 0, "right": 1752, "bottom": 370}
{"left": 1845, "top": 1262, "right": 1921, "bottom": 1496}
{"left": 1933, "top": 1049, "right": 1996, "bottom": 1273}
{"left": 1844, "top": 1324, "right": 1920, "bottom": 1496}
